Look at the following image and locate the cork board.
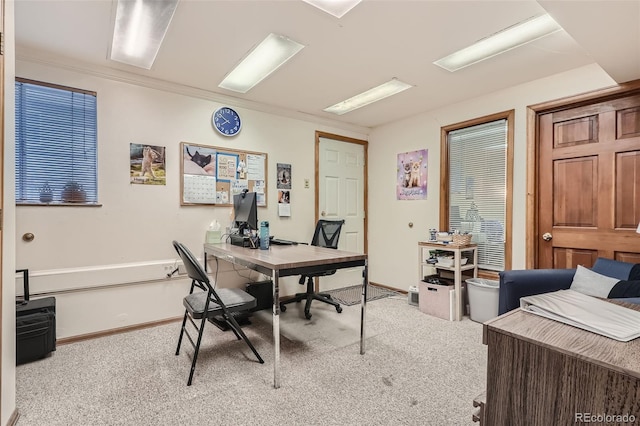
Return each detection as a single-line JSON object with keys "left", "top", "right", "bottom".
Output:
{"left": 180, "top": 142, "right": 267, "bottom": 206}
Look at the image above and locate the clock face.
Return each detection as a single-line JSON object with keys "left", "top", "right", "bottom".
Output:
{"left": 212, "top": 107, "right": 242, "bottom": 136}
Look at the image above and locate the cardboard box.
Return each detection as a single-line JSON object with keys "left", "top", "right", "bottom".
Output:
{"left": 419, "top": 281, "right": 454, "bottom": 320}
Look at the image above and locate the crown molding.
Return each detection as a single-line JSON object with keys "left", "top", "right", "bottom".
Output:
{"left": 15, "top": 48, "right": 371, "bottom": 136}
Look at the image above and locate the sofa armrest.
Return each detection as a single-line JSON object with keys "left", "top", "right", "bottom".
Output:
{"left": 611, "top": 297, "right": 640, "bottom": 306}
{"left": 498, "top": 269, "right": 576, "bottom": 315}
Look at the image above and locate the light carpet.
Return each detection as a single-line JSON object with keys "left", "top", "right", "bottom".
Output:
{"left": 16, "top": 295, "right": 487, "bottom": 426}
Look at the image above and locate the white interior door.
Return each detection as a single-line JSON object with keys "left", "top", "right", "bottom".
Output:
{"left": 318, "top": 134, "right": 366, "bottom": 291}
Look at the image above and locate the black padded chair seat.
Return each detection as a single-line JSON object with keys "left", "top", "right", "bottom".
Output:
{"left": 184, "top": 288, "right": 257, "bottom": 319}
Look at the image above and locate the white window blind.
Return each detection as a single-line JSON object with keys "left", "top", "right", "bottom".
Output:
{"left": 15, "top": 79, "right": 98, "bottom": 204}
{"left": 448, "top": 119, "right": 506, "bottom": 271}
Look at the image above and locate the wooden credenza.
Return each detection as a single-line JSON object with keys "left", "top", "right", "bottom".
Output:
{"left": 482, "top": 303, "right": 640, "bottom": 425}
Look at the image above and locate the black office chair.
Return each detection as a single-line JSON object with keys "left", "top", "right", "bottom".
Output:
{"left": 279, "top": 219, "right": 345, "bottom": 319}
{"left": 173, "top": 241, "right": 264, "bottom": 386}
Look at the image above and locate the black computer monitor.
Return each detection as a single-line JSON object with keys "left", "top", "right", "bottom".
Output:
{"left": 233, "top": 190, "right": 258, "bottom": 235}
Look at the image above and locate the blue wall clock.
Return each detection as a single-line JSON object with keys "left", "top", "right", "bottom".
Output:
{"left": 212, "top": 107, "right": 242, "bottom": 137}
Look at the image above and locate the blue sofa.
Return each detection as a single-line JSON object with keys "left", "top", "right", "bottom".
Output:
{"left": 498, "top": 257, "right": 640, "bottom": 315}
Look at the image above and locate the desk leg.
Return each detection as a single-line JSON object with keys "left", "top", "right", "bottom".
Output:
{"left": 454, "top": 252, "right": 462, "bottom": 321}
{"left": 360, "top": 259, "right": 368, "bottom": 355}
{"left": 271, "top": 269, "right": 281, "bottom": 389}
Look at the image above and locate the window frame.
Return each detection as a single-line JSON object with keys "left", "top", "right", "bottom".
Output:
{"left": 15, "top": 77, "right": 100, "bottom": 207}
{"left": 439, "top": 110, "right": 514, "bottom": 277}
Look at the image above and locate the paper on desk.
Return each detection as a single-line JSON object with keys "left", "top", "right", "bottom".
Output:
{"left": 520, "top": 290, "right": 640, "bottom": 342}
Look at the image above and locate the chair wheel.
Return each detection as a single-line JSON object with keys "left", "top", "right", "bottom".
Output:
{"left": 280, "top": 304, "right": 287, "bottom": 312}
{"left": 336, "top": 306, "right": 342, "bottom": 313}
{"left": 305, "top": 312, "right": 312, "bottom": 320}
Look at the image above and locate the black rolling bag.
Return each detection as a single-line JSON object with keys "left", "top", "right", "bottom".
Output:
{"left": 16, "top": 269, "right": 56, "bottom": 365}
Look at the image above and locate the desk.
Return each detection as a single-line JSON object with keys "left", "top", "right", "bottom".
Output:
{"left": 481, "top": 302, "right": 640, "bottom": 425}
{"left": 203, "top": 242, "right": 368, "bottom": 388}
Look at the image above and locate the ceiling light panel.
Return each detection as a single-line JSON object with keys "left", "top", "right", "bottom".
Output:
{"left": 110, "top": 0, "right": 179, "bottom": 69}
{"left": 219, "top": 33, "right": 305, "bottom": 94}
{"left": 434, "top": 14, "right": 562, "bottom": 72}
{"left": 324, "top": 78, "right": 413, "bottom": 115}
{"left": 302, "top": 0, "right": 362, "bottom": 18}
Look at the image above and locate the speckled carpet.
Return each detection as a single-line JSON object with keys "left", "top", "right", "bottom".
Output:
{"left": 16, "top": 296, "right": 487, "bottom": 425}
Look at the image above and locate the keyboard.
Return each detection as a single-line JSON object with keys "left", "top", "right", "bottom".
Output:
{"left": 270, "top": 238, "right": 298, "bottom": 246}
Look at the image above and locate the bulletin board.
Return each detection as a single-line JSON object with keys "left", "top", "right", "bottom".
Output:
{"left": 180, "top": 142, "right": 268, "bottom": 207}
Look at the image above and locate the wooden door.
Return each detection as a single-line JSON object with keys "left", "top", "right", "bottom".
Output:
{"left": 316, "top": 131, "right": 367, "bottom": 290}
{"left": 538, "top": 93, "right": 640, "bottom": 268}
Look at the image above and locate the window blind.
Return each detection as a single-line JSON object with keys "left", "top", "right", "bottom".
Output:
{"left": 448, "top": 119, "right": 506, "bottom": 271}
{"left": 15, "top": 80, "right": 98, "bottom": 204}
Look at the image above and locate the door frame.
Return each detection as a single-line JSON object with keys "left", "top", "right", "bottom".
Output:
{"left": 314, "top": 131, "right": 368, "bottom": 254}
{"left": 526, "top": 79, "right": 640, "bottom": 268}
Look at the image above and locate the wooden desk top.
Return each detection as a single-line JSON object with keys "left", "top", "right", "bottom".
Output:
{"left": 484, "top": 302, "right": 640, "bottom": 380}
{"left": 204, "top": 242, "right": 367, "bottom": 272}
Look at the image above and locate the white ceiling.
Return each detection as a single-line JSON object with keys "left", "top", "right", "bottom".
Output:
{"left": 14, "top": 0, "right": 640, "bottom": 130}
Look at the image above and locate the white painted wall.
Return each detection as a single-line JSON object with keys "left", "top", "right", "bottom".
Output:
{"left": 2, "top": 1, "right": 16, "bottom": 424}
{"left": 3, "top": 50, "right": 624, "bottom": 426}
{"left": 367, "top": 64, "right": 616, "bottom": 292}
{"left": 14, "top": 60, "right": 368, "bottom": 340}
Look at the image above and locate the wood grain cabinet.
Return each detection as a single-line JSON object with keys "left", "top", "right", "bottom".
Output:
{"left": 480, "top": 304, "right": 640, "bottom": 425}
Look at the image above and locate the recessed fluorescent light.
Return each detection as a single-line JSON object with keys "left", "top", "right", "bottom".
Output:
{"left": 219, "top": 33, "right": 305, "bottom": 93}
{"left": 110, "top": 0, "right": 179, "bottom": 69}
{"left": 324, "top": 78, "right": 413, "bottom": 115}
{"left": 302, "top": 0, "right": 362, "bottom": 18}
{"left": 433, "top": 14, "right": 562, "bottom": 72}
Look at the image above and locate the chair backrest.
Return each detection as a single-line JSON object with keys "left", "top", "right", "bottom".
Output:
{"left": 311, "top": 220, "right": 345, "bottom": 249}
{"left": 172, "top": 240, "right": 210, "bottom": 289}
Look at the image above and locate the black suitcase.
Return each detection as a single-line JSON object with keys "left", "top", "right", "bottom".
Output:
{"left": 16, "top": 269, "right": 56, "bottom": 365}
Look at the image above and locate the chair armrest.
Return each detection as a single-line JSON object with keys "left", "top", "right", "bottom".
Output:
{"left": 498, "top": 269, "right": 576, "bottom": 315}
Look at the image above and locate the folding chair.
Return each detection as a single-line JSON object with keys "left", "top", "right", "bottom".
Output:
{"left": 173, "top": 241, "right": 264, "bottom": 385}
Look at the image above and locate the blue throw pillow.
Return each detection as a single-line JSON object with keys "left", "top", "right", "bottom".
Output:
{"left": 591, "top": 258, "right": 638, "bottom": 281}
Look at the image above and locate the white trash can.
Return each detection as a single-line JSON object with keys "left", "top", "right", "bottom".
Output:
{"left": 466, "top": 278, "right": 499, "bottom": 323}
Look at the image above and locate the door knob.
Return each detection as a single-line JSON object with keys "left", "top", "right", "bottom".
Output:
{"left": 542, "top": 232, "right": 553, "bottom": 241}
{"left": 321, "top": 211, "right": 326, "bottom": 217}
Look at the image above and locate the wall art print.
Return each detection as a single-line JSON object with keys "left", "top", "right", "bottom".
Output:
{"left": 130, "top": 143, "right": 166, "bottom": 185}
{"left": 397, "top": 149, "right": 428, "bottom": 200}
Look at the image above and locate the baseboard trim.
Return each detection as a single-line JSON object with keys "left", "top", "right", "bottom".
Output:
{"left": 58, "top": 284, "right": 401, "bottom": 344}
{"left": 370, "top": 281, "right": 407, "bottom": 294}
{"left": 58, "top": 317, "right": 183, "bottom": 345}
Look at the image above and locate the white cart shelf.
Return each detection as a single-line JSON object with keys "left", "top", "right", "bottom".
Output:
{"left": 418, "top": 241, "right": 478, "bottom": 321}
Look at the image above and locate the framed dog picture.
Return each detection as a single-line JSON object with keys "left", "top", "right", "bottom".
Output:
{"left": 397, "top": 149, "right": 428, "bottom": 200}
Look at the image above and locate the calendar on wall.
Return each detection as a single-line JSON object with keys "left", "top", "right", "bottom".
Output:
{"left": 180, "top": 142, "right": 268, "bottom": 206}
